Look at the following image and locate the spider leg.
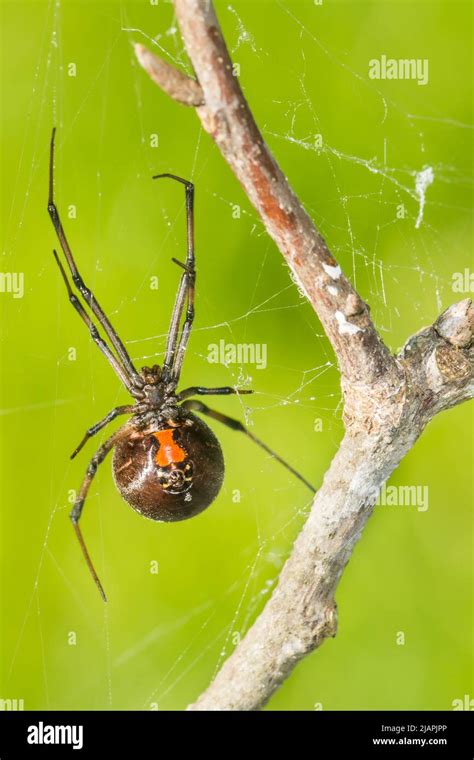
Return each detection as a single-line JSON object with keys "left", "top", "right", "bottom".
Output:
{"left": 162, "top": 271, "right": 189, "bottom": 378}
{"left": 177, "top": 386, "right": 253, "bottom": 402}
{"left": 70, "top": 403, "right": 137, "bottom": 460}
{"left": 171, "top": 263, "right": 195, "bottom": 383}
{"left": 48, "top": 128, "right": 138, "bottom": 381}
{"left": 70, "top": 424, "right": 130, "bottom": 601}
{"left": 53, "top": 251, "right": 135, "bottom": 394}
{"left": 180, "top": 399, "right": 316, "bottom": 493}
{"left": 153, "top": 174, "right": 195, "bottom": 384}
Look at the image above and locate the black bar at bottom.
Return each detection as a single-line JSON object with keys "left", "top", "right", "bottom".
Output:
{"left": 0, "top": 710, "right": 472, "bottom": 755}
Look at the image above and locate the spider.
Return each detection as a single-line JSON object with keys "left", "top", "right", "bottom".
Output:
{"left": 47, "top": 128, "right": 314, "bottom": 601}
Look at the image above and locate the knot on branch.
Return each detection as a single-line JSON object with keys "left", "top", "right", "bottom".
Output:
{"left": 134, "top": 44, "right": 204, "bottom": 107}
{"left": 434, "top": 298, "right": 473, "bottom": 348}
{"left": 400, "top": 299, "right": 474, "bottom": 420}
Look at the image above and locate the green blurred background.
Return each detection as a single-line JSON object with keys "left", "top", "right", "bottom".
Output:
{"left": 0, "top": 0, "right": 472, "bottom": 711}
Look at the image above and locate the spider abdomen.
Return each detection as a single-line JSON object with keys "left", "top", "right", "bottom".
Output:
{"left": 112, "top": 412, "right": 224, "bottom": 522}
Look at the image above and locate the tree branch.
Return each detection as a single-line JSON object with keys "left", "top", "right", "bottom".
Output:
{"left": 135, "top": 0, "right": 474, "bottom": 711}
{"left": 135, "top": 2, "right": 394, "bottom": 388}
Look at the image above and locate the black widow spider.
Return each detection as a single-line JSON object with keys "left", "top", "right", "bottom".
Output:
{"left": 47, "top": 128, "right": 314, "bottom": 601}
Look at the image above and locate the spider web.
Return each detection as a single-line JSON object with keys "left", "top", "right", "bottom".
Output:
{"left": 1, "top": 0, "right": 472, "bottom": 711}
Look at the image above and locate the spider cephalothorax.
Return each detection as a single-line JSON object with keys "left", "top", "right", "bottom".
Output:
{"left": 132, "top": 364, "right": 173, "bottom": 411}
{"left": 47, "top": 128, "right": 314, "bottom": 601}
